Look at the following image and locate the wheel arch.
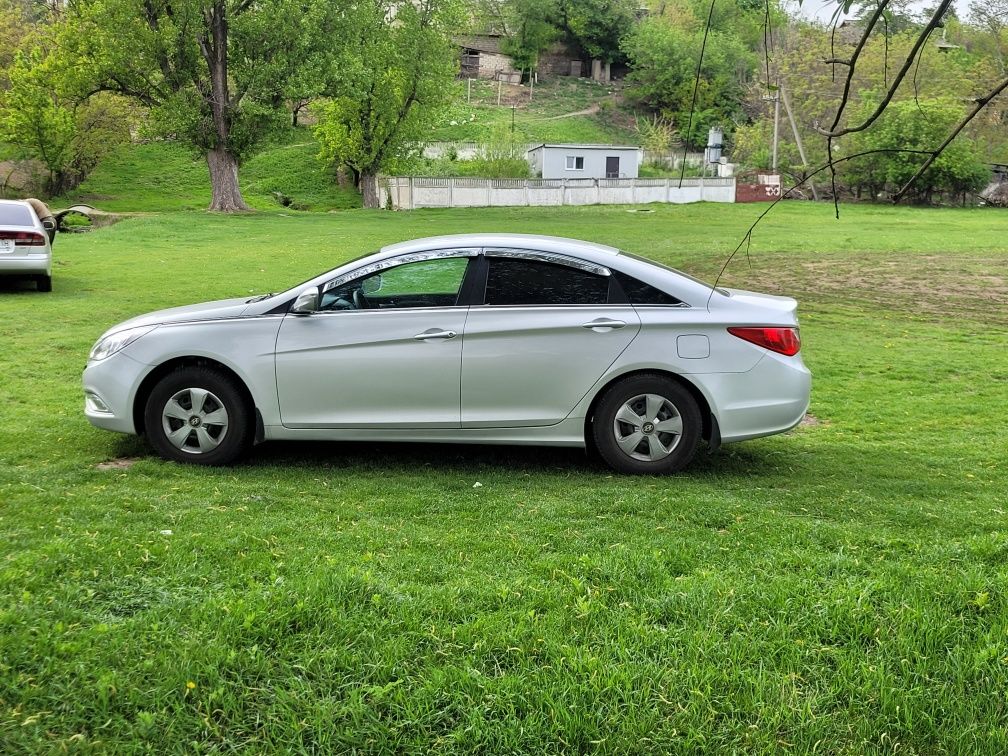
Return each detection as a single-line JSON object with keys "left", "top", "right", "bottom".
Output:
{"left": 132, "top": 356, "right": 260, "bottom": 439}
{"left": 582, "top": 369, "right": 719, "bottom": 452}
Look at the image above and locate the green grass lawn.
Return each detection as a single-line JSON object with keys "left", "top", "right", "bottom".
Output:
{"left": 1, "top": 203, "right": 1007, "bottom": 752}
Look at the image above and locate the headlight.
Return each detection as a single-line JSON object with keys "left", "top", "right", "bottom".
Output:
{"left": 89, "top": 325, "right": 156, "bottom": 361}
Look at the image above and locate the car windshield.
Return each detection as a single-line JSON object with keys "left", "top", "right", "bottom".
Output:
{"left": 0, "top": 204, "right": 34, "bottom": 227}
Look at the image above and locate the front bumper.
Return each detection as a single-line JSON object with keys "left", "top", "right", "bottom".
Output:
{"left": 82, "top": 352, "right": 149, "bottom": 434}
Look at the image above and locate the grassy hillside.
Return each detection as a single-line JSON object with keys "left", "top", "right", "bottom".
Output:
{"left": 429, "top": 77, "right": 639, "bottom": 144}
{"left": 59, "top": 130, "right": 360, "bottom": 213}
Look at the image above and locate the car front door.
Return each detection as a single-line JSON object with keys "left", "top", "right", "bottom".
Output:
{"left": 461, "top": 252, "right": 641, "bottom": 428}
{"left": 275, "top": 253, "right": 474, "bottom": 429}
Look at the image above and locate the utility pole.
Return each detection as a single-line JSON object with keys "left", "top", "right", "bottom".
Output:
{"left": 780, "top": 82, "right": 818, "bottom": 201}
{"left": 772, "top": 84, "right": 781, "bottom": 173}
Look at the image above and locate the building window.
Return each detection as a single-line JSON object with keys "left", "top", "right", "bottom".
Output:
{"left": 565, "top": 156, "right": 585, "bottom": 170}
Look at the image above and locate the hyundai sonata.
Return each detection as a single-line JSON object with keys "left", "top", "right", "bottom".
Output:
{"left": 83, "top": 234, "right": 810, "bottom": 473}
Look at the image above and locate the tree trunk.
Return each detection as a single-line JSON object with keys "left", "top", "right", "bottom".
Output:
{"left": 206, "top": 147, "right": 250, "bottom": 212}
{"left": 360, "top": 173, "right": 381, "bottom": 208}
{"left": 198, "top": 1, "right": 248, "bottom": 212}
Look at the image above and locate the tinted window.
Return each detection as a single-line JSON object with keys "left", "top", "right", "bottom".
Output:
{"left": 0, "top": 204, "right": 34, "bottom": 226}
{"left": 320, "top": 257, "right": 469, "bottom": 311}
{"left": 614, "top": 272, "right": 683, "bottom": 305}
{"left": 485, "top": 258, "right": 609, "bottom": 306}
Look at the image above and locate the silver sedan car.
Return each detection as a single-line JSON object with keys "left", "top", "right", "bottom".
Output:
{"left": 0, "top": 200, "right": 54, "bottom": 291}
{"left": 83, "top": 234, "right": 811, "bottom": 473}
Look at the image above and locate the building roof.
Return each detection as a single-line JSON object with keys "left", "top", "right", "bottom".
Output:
{"left": 527, "top": 143, "right": 640, "bottom": 153}
{"left": 455, "top": 34, "right": 506, "bottom": 55}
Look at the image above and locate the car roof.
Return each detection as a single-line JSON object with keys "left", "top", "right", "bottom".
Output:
{"left": 379, "top": 234, "right": 622, "bottom": 261}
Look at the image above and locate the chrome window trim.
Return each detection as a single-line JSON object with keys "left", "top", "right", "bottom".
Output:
{"left": 302, "top": 306, "right": 470, "bottom": 317}
{"left": 322, "top": 248, "right": 479, "bottom": 293}
{"left": 482, "top": 248, "right": 611, "bottom": 277}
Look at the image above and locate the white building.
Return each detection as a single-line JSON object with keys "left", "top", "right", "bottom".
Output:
{"left": 526, "top": 144, "right": 640, "bottom": 180}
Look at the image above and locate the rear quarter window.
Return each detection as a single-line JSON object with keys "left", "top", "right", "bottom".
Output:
{"left": 613, "top": 272, "right": 684, "bottom": 306}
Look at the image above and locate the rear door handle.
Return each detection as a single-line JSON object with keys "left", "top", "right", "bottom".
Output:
{"left": 414, "top": 328, "right": 457, "bottom": 340}
{"left": 581, "top": 318, "right": 627, "bottom": 331}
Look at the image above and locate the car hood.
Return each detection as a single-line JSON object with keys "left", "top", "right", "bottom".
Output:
{"left": 104, "top": 297, "right": 251, "bottom": 335}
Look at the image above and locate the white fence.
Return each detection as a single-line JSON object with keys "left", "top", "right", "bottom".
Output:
{"left": 383, "top": 176, "right": 736, "bottom": 209}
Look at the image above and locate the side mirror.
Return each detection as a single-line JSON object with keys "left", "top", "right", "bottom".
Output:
{"left": 291, "top": 287, "right": 319, "bottom": 315}
{"left": 361, "top": 274, "right": 382, "bottom": 295}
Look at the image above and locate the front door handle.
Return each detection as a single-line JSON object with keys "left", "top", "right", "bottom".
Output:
{"left": 414, "top": 328, "right": 457, "bottom": 340}
{"left": 581, "top": 318, "right": 627, "bottom": 331}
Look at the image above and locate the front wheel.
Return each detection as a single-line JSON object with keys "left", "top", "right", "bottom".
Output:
{"left": 144, "top": 367, "right": 252, "bottom": 465}
{"left": 591, "top": 374, "right": 702, "bottom": 474}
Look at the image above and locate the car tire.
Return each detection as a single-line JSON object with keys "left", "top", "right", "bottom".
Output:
{"left": 591, "top": 374, "right": 702, "bottom": 474}
{"left": 143, "top": 367, "right": 253, "bottom": 465}
{"left": 36, "top": 275, "right": 52, "bottom": 292}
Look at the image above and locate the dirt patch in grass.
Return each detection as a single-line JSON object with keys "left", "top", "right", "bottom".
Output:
{"left": 96, "top": 457, "right": 140, "bottom": 471}
{"left": 716, "top": 253, "right": 1008, "bottom": 325}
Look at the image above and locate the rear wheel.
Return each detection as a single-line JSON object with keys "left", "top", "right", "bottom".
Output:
{"left": 591, "top": 374, "right": 702, "bottom": 474}
{"left": 144, "top": 367, "right": 252, "bottom": 465}
{"left": 36, "top": 274, "right": 52, "bottom": 292}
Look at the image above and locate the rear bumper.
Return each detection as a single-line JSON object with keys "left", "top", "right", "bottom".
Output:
{"left": 0, "top": 254, "right": 51, "bottom": 276}
{"left": 694, "top": 352, "right": 811, "bottom": 443}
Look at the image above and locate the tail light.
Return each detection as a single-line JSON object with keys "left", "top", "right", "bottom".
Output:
{"left": 0, "top": 231, "right": 46, "bottom": 246}
{"left": 728, "top": 326, "right": 801, "bottom": 356}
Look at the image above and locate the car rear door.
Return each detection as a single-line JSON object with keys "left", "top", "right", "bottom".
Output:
{"left": 274, "top": 251, "right": 476, "bottom": 429}
{"left": 461, "top": 251, "right": 641, "bottom": 428}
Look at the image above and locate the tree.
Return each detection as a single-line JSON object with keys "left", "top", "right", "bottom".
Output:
{"left": 623, "top": 18, "right": 755, "bottom": 145}
{"left": 556, "top": 0, "right": 638, "bottom": 64}
{"left": 0, "top": 34, "right": 131, "bottom": 195}
{"left": 0, "top": 0, "right": 28, "bottom": 90}
{"left": 501, "top": 0, "right": 559, "bottom": 72}
{"left": 842, "top": 97, "right": 989, "bottom": 202}
{"left": 61, "top": 0, "right": 324, "bottom": 211}
{"left": 312, "top": 0, "right": 462, "bottom": 209}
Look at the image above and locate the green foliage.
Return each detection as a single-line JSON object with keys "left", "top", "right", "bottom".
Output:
{"left": 499, "top": 0, "right": 559, "bottom": 71}
{"left": 623, "top": 18, "right": 755, "bottom": 146}
{"left": 0, "top": 36, "right": 131, "bottom": 196}
{"left": 557, "top": 0, "right": 637, "bottom": 63}
{"left": 63, "top": 0, "right": 315, "bottom": 163}
{"left": 0, "top": 0, "right": 27, "bottom": 89}
{"left": 312, "top": 0, "right": 463, "bottom": 206}
{"left": 635, "top": 113, "right": 679, "bottom": 154}
{"left": 843, "top": 97, "right": 991, "bottom": 202}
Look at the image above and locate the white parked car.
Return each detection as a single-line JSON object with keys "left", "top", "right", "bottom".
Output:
{"left": 83, "top": 234, "right": 811, "bottom": 473}
{"left": 0, "top": 199, "right": 54, "bottom": 291}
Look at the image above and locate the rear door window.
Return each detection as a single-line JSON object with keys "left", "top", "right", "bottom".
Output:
{"left": 484, "top": 258, "right": 609, "bottom": 306}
